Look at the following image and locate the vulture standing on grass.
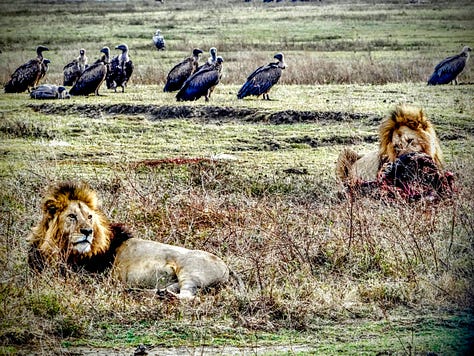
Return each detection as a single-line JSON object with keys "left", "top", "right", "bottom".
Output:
{"left": 69, "top": 47, "right": 110, "bottom": 96}
{"left": 163, "top": 48, "right": 203, "bottom": 92}
{"left": 30, "top": 84, "right": 70, "bottom": 99}
{"left": 237, "top": 52, "right": 286, "bottom": 100}
{"left": 176, "top": 56, "right": 224, "bottom": 101}
{"left": 153, "top": 29, "right": 166, "bottom": 50}
{"left": 106, "top": 44, "right": 134, "bottom": 93}
{"left": 428, "top": 46, "right": 471, "bottom": 85}
{"left": 4, "top": 45, "right": 49, "bottom": 93}
{"left": 63, "top": 48, "right": 88, "bottom": 86}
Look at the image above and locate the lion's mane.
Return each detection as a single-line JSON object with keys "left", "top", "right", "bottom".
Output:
{"left": 28, "top": 181, "right": 131, "bottom": 273}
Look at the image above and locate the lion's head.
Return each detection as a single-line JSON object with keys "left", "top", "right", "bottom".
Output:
{"left": 28, "top": 181, "right": 112, "bottom": 268}
{"left": 379, "top": 105, "right": 443, "bottom": 168}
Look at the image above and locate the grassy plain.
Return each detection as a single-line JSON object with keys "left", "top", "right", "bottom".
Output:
{"left": 0, "top": 0, "right": 474, "bottom": 355}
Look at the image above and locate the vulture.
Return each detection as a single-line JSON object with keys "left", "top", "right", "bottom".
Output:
{"left": 196, "top": 47, "right": 217, "bottom": 73}
{"left": 69, "top": 47, "right": 110, "bottom": 96}
{"left": 237, "top": 52, "right": 286, "bottom": 100}
{"left": 176, "top": 56, "right": 224, "bottom": 101}
{"left": 153, "top": 29, "right": 165, "bottom": 50}
{"left": 106, "top": 44, "right": 134, "bottom": 92}
{"left": 30, "top": 84, "right": 70, "bottom": 99}
{"left": 4, "top": 45, "right": 49, "bottom": 93}
{"left": 63, "top": 48, "right": 88, "bottom": 86}
{"left": 163, "top": 48, "right": 203, "bottom": 92}
{"left": 428, "top": 46, "right": 471, "bottom": 85}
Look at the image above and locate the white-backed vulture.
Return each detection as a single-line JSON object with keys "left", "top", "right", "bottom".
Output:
{"left": 237, "top": 52, "right": 286, "bottom": 100}
{"left": 63, "top": 48, "right": 88, "bottom": 86}
{"left": 4, "top": 45, "right": 49, "bottom": 93}
{"left": 428, "top": 46, "right": 471, "bottom": 85}
{"left": 106, "top": 44, "right": 134, "bottom": 93}
{"left": 153, "top": 29, "right": 165, "bottom": 50}
{"left": 69, "top": 47, "right": 109, "bottom": 96}
{"left": 163, "top": 48, "right": 203, "bottom": 92}
{"left": 176, "top": 56, "right": 223, "bottom": 102}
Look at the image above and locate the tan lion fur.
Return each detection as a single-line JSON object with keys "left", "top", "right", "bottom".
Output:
{"left": 336, "top": 105, "right": 443, "bottom": 183}
{"left": 112, "top": 238, "right": 229, "bottom": 300}
{"left": 28, "top": 181, "right": 229, "bottom": 300}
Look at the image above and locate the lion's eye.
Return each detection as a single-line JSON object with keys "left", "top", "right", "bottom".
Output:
{"left": 88, "top": 215, "right": 93, "bottom": 220}
{"left": 67, "top": 214, "right": 77, "bottom": 220}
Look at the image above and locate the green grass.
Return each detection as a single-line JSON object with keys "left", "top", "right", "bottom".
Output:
{"left": 0, "top": 0, "right": 474, "bottom": 354}
{"left": 56, "top": 311, "right": 473, "bottom": 354}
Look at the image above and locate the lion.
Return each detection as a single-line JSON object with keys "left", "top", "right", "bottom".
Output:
{"left": 28, "top": 181, "right": 230, "bottom": 300}
{"left": 336, "top": 105, "right": 443, "bottom": 184}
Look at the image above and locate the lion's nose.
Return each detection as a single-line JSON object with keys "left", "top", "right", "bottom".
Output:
{"left": 80, "top": 228, "right": 93, "bottom": 237}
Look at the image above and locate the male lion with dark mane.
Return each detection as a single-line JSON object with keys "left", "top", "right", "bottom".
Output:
{"left": 28, "top": 181, "right": 230, "bottom": 300}
{"left": 336, "top": 105, "right": 452, "bottom": 200}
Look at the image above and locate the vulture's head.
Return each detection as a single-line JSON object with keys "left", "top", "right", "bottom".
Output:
{"left": 115, "top": 44, "right": 129, "bottom": 53}
{"left": 37, "top": 45, "right": 49, "bottom": 55}
{"left": 210, "top": 47, "right": 217, "bottom": 59}
{"left": 274, "top": 52, "right": 286, "bottom": 69}
{"left": 100, "top": 47, "right": 110, "bottom": 57}
{"left": 193, "top": 48, "right": 204, "bottom": 57}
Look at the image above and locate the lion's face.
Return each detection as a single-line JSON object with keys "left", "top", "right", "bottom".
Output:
{"left": 389, "top": 126, "right": 425, "bottom": 158}
{"left": 59, "top": 201, "right": 96, "bottom": 255}
{"left": 29, "top": 181, "right": 112, "bottom": 265}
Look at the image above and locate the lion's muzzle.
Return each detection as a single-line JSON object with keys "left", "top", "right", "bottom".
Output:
{"left": 71, "top": 228, "right": 94, "bottom": 254}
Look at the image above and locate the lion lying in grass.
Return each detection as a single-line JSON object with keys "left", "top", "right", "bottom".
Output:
{"left": 336, "top": 105, "right": 453, "bottom": 200}
{"left": 28, "top": 181, "right": 229, "bottom": 300}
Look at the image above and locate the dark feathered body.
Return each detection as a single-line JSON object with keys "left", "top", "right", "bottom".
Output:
{"left": 153, "top": 29, "right": 165, "bottom": 50}
{"left": 63, "top": 49, "right": 88, "bottom": 86}
{"left": 176, "top": 56, "right": 223, "bottom": 101}
{"left": 163, "top": 48, "right": 203, "bottom": 92}
{"left": 107, "top": 44, "right": 134, "bottom": 92}
{"left": 4, "top": 45, "right": 49, "bottom": 93}
{"left": 69, "top": 47, "right": 109, "bottom": 96}
{"left": 428, "top": 46, "right": 471, "bottom": 85}
{"left": 237, "top": 52, "right": 286, "bottom": 100}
